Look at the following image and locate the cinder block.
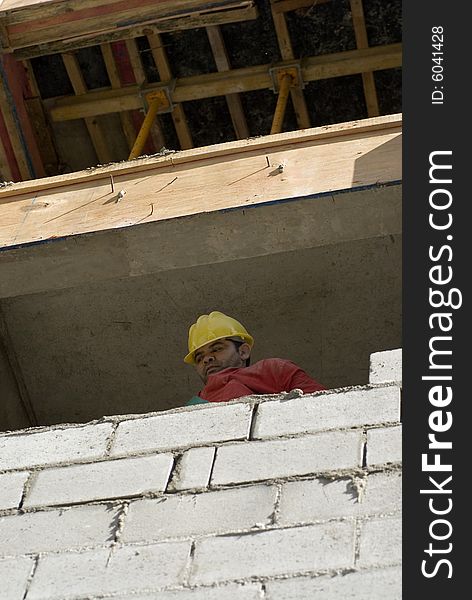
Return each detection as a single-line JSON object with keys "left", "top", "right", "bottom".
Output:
{"left": 0, "top": 504, "right": 118, "bottom": 556}
{"left": 111, "top": 403, "right": 252, "bottom": 456}
{"left": 0, "top": 471, "right": 29, "bottom": 510}
{"left": 266, "top": 566, "right": 402, "bottom": 599}
{"left": 123, "top": 485, "right": 277, "bottom": 543}
{"left": 358, "top": 516, "right": 402, "bottom": 567}
{"left": 84, "top": 583, "right": 262, "bottom": 600}
{"left": 366, "top": 426, "right": 402, "bottom": 466}
{"left": 253, "top": 386, "right": 400, "bottom": 439}
{"left": 24, "top": 454, "right": 173, "bottom": 508}
{"left": 369, "top": 349, "right": 402, "bottom": 384}
{"left": 0, "top": 556, "right": 34, "bottom": 600}
{"left": 27, "top": 541, "right": 190, "bottom": 600}
{"left": 211, "top": 430, "right": 363, "bottom": 486}
{"left": 359, "top": 471, "right": 402, "bottom": 515}
{"left": 0, "top": 423, "right": 112, "bottom": 471}
{"left": 190, "top": 521, "right": 355, "bottom": 584}
{"left": 278, "top": 471, "right": 402, "bottom": 525}
{"left": 169, "top": 446, "right": 215, "bottom": 491}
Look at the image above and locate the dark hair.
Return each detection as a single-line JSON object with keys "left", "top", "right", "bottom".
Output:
{"left": 230, "top": 339, "right": 251, "bottom": 367}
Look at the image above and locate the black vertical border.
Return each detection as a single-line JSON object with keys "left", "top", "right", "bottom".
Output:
{"left": 404, "top": 1, "right": 468, "bottom": 597}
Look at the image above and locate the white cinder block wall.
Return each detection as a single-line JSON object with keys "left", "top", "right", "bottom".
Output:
{"left": 0, "top": 349, "right": 402, "bottom": 600}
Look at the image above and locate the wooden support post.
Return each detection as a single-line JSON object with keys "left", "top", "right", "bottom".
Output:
{"left": 206, "top": 25, "right": 249, "bottom": 139}
{"left": 271, "top": 7, "right": 311, "bottom": 130}
{"left": 0, "top": 111, "right": 15, "bottom": 181}
{"left": 125, "top": 39, "right": 166, "bottom": 152}
{"left": 349, "top": 0, "right": 379, "bottom": 117}
{"left": 0, "top": 58, "right": 34, "bottom": 180}
{"left": 62, "top": 52, "right": 113, "bottom": 164}
{"left": 101, "top": 42, "right": 138, "bottom": 152}
{"left": 22, "top": 59, "right": 60, "bottom": 176}
{"left": 147, "top": 33, "right": 193, "bottom": 150}
{"left": 271, "top": 0, "right": 331, "bottom": 13}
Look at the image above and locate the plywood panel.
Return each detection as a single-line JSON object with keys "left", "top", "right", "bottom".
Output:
{"left": 0, "top": 114, "right": 402, "bottom": 248}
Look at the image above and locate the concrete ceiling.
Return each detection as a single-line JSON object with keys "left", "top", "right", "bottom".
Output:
{"left": 0, "top": 183, "right": 401, "bottom": 430}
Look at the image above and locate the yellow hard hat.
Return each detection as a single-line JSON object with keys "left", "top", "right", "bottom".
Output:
{"left": 184, "top": 311, "right": 254, "bottom": 364}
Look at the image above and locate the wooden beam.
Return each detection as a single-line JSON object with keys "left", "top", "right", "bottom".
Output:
{"left": 0, "top": 113, "right": 402, "bottom": 198}
{"left": 47, "top": 44, "right": 402, "bottom": 122}
{"left": 271, "top": 7, "right": 310, "bottom": 129}
{"left": 4, "top": 1, "right": 258, "bottom": 58}
{"left": 0, "top": 58, "right": 32, "bottom": 179}
{"left": 62, "top": 52, "right": 113, "bottom": 164}
{"left": 0, "top": 110, "right": 15, "bottom": 181}
{"left": 22, "top": 59, "right": 60, "bottom": 175}
{"left": 101, "top": 42, "right": 139, "bottom": 152}
{"left": 349, "top": 0, "right": 379, "bottom": 117}
{"left": 147, "top": 33, "right": 193, "bottom": 150}
{"left": 271, "top": 0, "right": 331, "bottom": 14}
{"left": 206, "top": 25, "right": 249, "bottom": 140}
{"left": 125, "top": 38, "right": 166, "bottom": 151}
{"left": 0, "top": 114, "right": 402, "bottom": 249}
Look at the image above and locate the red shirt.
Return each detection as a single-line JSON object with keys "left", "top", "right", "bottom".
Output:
{"left": 199, "top": 358, "right": 325, "bottom": 403}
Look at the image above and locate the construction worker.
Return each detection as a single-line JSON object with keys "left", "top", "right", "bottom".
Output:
{"left": 184, "top": 311, "right": 325, "bottom": 405}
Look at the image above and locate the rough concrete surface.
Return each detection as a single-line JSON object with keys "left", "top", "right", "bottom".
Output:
{"left": 369, "top": 348, "right": 402, "bottom": 384}
{"left": 0, "top": 423, "right": 113, "bottom": 471}
{"left": 0, "top": 556, "right": 35, "bottom": 600}
{"left": 23, "top": 453, "right": 173, "bottom": 507}
{"left": 252, "top": 385, "right": 400, "bottom": 438}
{"left": 122, "top": 485, "right": 277, "bottom": 543}
{"left": 27, "top": 541, "right": 191, "bottom": 599}
{"left": 266, "top": 566, "right": 402, "bottom": 599}
{"left": 111, "top": 402, "right": 252, "bottom": 455}
{"left": 211, "top": 429, "right": 363, "bottom": 485}
{"left": 0, "top": 471, "right": 29, "bottom": 510}
{"left": 168, "top": 446, "right": 216, "bottom": 491}
{"left": 190, "top": 521, "right": 355, "bottom": 584}
{"left": 0, "top": 503, "right": 117, "bottom": 556}
{"left": 366, "top": 425, "right": 402, "bottom": 466}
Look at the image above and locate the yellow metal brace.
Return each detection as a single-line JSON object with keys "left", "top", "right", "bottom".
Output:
{"left": 128, "top": 90, "right": 171, "bottom": 160}
{"left": 270, "top": 67, "right": 299, "bottom": 135}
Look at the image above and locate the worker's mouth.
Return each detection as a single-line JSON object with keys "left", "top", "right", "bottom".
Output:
{"left": 205, "top": 365, "right": 221, "bottom": 376}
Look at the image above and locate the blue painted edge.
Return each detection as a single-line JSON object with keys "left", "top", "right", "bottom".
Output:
{"left": 0, "top": 180, "right": 402, "bottom": 253}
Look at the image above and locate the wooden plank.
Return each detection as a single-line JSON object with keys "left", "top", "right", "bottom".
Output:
{"left": 0, "top": 114, "right": 402, "bottom": 196}
{"left": 349, "top": 0, "right": 379, "bottom": 117}
{"left": 0, "top": 110, "right": 15, "bottom": 180}
{"left": 24, "top": 97, "right": 60, "bottom": 175}
{"left": 21, "top": 58, "right": 60, "bottom": 175}
{"left": 62, "top": 52, "right": 113, "bottom": 164}
{"left": 11, "top": 5, "right": 258, "bottom": 59}
{"left": 271, "top": 0, "right": 331, "bottom": 13}
{"left": 147, "top": 32, "right": 193, "bottom": 150}
{"left": 0, "top": 59, "right": 32, "bottom": 179}
{"left": 2, "top": 0, "right": 247, "bottom": 25}
{"left": 0, "top": 114, "right": 401, "bottom": 248}
{"left": 101, "top": 42, "right": 139, "bottom": 151}
{"left": 125, "top": 38, "right": 166, "bottom": 151}
{"left": 47, "top": 44, "right": 402, "bottom": 122}
{"left": 271, "top": 8, "right": 310, "bottom": 129}
{"left": 206, "top": 25, "right": 249, "bottom": 139}
{"left": 4, "top": 1, "right": 255, "bottom": 48}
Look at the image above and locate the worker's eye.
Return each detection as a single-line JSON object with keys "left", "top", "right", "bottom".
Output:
{"left": 195, "top": 355, "right": 202, "bottom": 363}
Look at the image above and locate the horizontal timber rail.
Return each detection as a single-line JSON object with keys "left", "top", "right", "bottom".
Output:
{"left": 46, "top": 44, "right": 402, "bottom": 122}
{"left": 0, "top": 114, "right": 401, "bottom": 249}
{"left": 0, "top": 113, "right": 402, "bottom": 200}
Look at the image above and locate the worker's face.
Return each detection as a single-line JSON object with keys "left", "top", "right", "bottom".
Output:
{"left": 194, "top": 339, "right": 251, "bottom": 384}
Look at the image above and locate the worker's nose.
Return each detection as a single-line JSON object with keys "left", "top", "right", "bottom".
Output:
{"left": 202, "top": 354, "right": 215, "bottom": 365}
